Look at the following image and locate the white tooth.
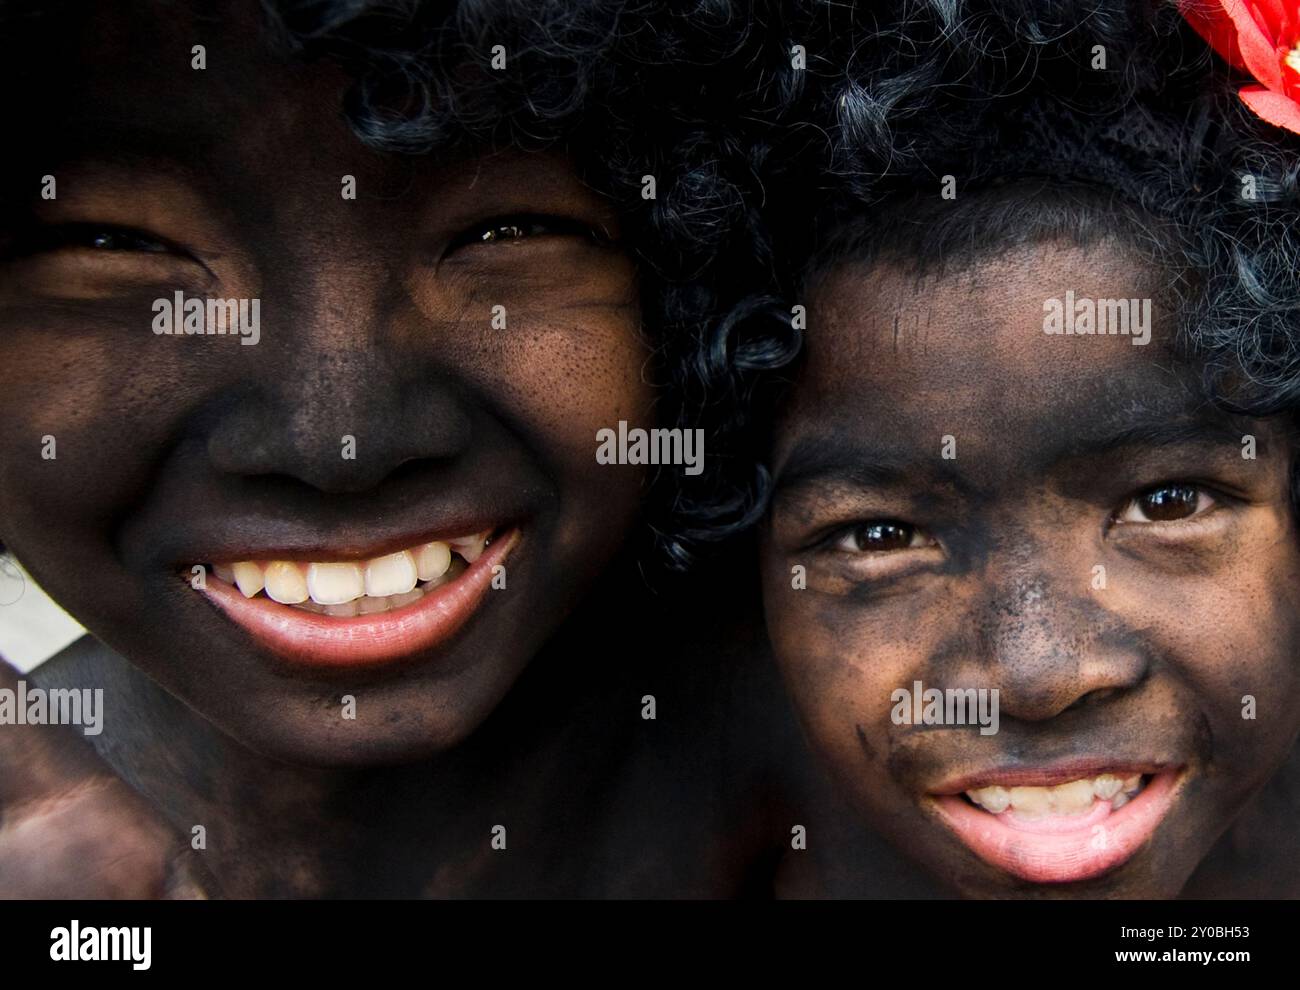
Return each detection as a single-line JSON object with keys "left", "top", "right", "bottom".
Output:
{"left": 213, "top": 564, "right": 235, "bottom": 584}
{"left": 391, "top": 588, "right": 424, "bottom": 609}
{"left": 1111, "top": 792, "right": 1131, "bottom": 810}
{"left": 324, "top": 600, "right": 360, "bottom": 617}
{"left": 1052, "top": 779, "right": 1096, "bottom": 815}
{"left": 414, "top": 542, "right": 452, "bottom": 581}
{"left": 358, "top": 595, "right": 390, "bottom": 615}
{"left": 364, "top": 551, "right": 417, "bottom": 597}
{"left": 448, "top": 531, "right": 488, "bottom": 563}
{"left": 264, "top": 561, "right": 308, "bottom": 604}
{"left": 306, "top": 562, "right": 365, "bottom": 605}
{"left": 1122, "top": 774, "right": 1142, "bottom": 794}
{"left": 968, "top": 786, "right": 1011, "bottom": 814}
{"left": 1093, "top": 774, "right": 1124, "bottom": 800}
{"left": 232, "top": 561, "right": 266, "bottom": 599}
{"left": 1008, "top": 786, "right": 1053, "bottom": 819}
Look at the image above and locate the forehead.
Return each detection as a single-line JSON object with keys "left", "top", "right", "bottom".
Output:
{"left": 808, "top": 241, "right": 1168, "bottom": 391}
{"left": 786, "top": 242, "right": 1200, "bottom": 456}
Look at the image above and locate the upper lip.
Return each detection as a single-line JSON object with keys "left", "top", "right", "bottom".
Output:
{"left": 173, "top": 519, "right": 514, "bottom": 566}
{"left": 928, "top": 759, "right": 1180, "bottom": 795}
{"left": 137, "top": 486, "right": 529, "bottom": 569}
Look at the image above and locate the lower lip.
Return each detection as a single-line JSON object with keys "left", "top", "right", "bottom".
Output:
{"left": 197, "top": 530, "right": 519, "bottom": 669}
{"left": 929, "top": 770, "right": 1183, "bottom": 884}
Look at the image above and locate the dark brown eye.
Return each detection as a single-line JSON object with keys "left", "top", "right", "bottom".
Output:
{"left": 1117, "top": 484, "right": 1210, "bottom": 523}
{"left": 836, "top": 521, "right": 924, "bottom": 553}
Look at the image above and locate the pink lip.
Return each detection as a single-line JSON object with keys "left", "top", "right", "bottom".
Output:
{"left": 197, "top": 529, "right": 518, "bottom": 669}
{"left": 928, "top": 769, "right": 1184, "bottom": 884}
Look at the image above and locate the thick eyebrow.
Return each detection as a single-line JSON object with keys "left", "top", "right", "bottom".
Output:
{"left": 772, "top": 414, "right": 1249, "bottom": 500}
{"left": 1068, "top": 416, "right": 1247, "bottom": 456}
{"left": 772, "top": 436, "right": 964, "bottom": 498}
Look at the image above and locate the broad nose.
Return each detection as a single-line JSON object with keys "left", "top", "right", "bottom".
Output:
{"left": 204, "top": 268, "right": 473, "bottom": 493}
{"left": 972, "top": 560, "right": 1150, "bottom": 722}
{"left": 206, "top": 350, "right": 472, "bottom": 492}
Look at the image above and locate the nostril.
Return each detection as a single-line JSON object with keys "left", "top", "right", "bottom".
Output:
{"left": 1064, "top": 687, "right": 1116, "bottom": 713}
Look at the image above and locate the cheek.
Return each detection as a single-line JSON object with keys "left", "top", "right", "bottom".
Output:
{"left": 761, "top": 555, "right": 943, "bottom": 789}
{"left": 481, "top": 310, "right": 653, "bottom": 571}
{"left": 0, "top": 319, "right": 186, "bottom": 553}
{"left": 491, "top": 317, "right": 653, "bottom": 463}
{"left": 1115, "top": 544, "right": 1300, "bottom": 773}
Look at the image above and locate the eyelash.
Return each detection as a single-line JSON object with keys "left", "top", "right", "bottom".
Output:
{"left": 829, "top": 520, "right": 935, "bottom": 555}
{"left": 8, "top": 222, "right": 178, "bottom": 258}
{"left": 821, "top": 482, "right": 1221, "bottom": 558}
{"left": 1109, "top": 481, "right": 1220, "bottom": 529}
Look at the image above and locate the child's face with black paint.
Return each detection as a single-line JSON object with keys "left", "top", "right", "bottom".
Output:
{"left": 0, "top": 3, "right": 650, "bottom": 764}
{"left": 760, "top": 241, "right": 1300, "bottom": 896}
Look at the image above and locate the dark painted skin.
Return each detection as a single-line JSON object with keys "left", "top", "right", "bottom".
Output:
{"left": 760, "top": 242, "right": 1300, "bottom": 898}
{"left": 0, "top": 1, "right": 797, "bottom": 897}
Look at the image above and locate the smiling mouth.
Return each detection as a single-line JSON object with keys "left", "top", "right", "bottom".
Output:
{"left": 189, "top": 527, "right": 519, "bottom": 669}
{"left": 927, "top": 765, "right": 1186, "bottom": 884}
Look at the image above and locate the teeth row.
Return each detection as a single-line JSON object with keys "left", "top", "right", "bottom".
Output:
{"left": 965, "top": 773, "right": 1145, "bottom": 818}
{"left": 206, "top": 532, "right": 488, "bottom": 607}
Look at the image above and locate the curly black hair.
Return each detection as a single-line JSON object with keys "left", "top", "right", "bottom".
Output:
{"left": 0, "top": 0, "right": 803, "bottom": 570}
{"left": 677, "top": 0, "right": 1300, "bottom": 552}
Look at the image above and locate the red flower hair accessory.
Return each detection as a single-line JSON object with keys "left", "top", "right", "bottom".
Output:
{"left": 1179, "top": 0, "right": 1300, "bottom": 134}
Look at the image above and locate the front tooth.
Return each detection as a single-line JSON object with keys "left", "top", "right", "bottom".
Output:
{"left": 306, "top": 562, "right": 365, "bottom": 605}
{"left": 264, "top": 561, "right": 308, "bottom": 604}
{"left": 365, "top": 551, "right": 418, "bottom": 597}
{"left": 449, "top": 531, "right": 488, "bottom": 563}
{"left": 1052, "top": 779, "right": 1096, "bottom": 814}
{"left": 414, "top": 542, "right": 452, "bottom": 581}
{"left": 232, "top": 561, "right": 266, "bottom": 599}
{"left": 1093, "top": 774, "right": 1123, "bottom": 799}
{"left": 968, "top": 785, "right": 1011, "bottom": 814}
{"left": 1008, "top": 786, "right": 1053, "bottom": 818}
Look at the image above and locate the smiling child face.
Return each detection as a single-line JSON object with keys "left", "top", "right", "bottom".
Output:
{"left": 760, "top": 240, "right": 1300, "bottom": 896}
{"left": 0, "top": 2, "right": 651, "bottom": 765}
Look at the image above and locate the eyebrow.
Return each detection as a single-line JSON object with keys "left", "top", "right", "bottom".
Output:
{"left": 1070, "top": 416, "right": 1246, "bottom": 455}
{"left": 773, "top": 414, "right": 1248, "bottom": 499}
{"left": 773, "top": 436, "right": 966, "bottom": 498}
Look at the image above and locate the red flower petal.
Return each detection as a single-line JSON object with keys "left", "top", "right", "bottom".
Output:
{"left": 1180, "top": 0, "right": 1252, "bottom": 72}
{"left": 1220, "top": 0, "right": 1285, "bottom": 89}
{"left": 1250, "top": 0, "right": 1291, "bottom": 38}
{"left": 1180, "top": 0, "right": 1286, "bottom": 88}
{"left": 1239, "top": 83, "right": 1300, "bottom": 133}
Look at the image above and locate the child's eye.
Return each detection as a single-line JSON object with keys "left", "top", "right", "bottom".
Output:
{"left": 22, "top": 223, "right": 175, "bottom": 255}
{"left": 445, "top": 214, "right": 610, "bottom": 253}
{"left": 1114, "top": 483, "right": 1215, "bottom": 524}
{"left": 833, "top": 520, "right": 933, "bottom": 553}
